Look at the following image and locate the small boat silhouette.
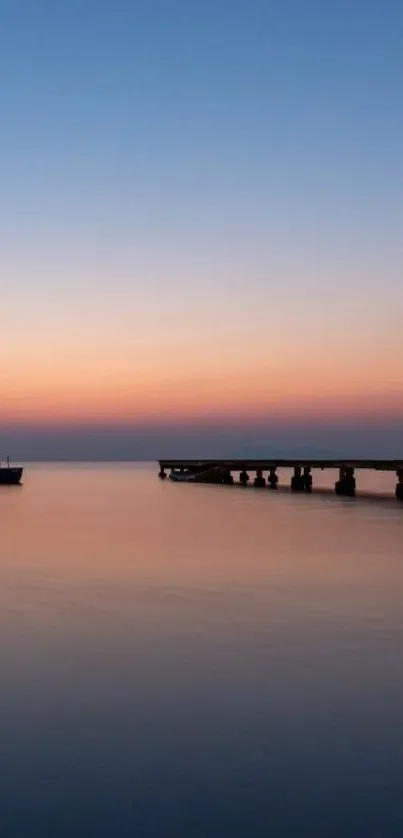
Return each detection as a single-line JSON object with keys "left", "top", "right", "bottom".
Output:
{"left": 0, "top": 457, "right": 23, "bottom": 485}
{"left": 169, "top": 465, "right": 224, "bottom": 484}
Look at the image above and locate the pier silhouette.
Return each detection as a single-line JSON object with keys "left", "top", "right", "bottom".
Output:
{"left": 158, "top": 459, "right": 403, "bottom": 501}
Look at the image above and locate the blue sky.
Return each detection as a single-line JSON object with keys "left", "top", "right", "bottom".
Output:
{"left": 1, "top": 0, "right": 402, "bottom": 457}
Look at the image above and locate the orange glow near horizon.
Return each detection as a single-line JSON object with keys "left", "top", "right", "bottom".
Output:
{"left": 2, "top": 340, "right": 402, "bottom": 427}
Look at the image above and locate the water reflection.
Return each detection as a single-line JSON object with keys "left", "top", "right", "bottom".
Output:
{"left": 1, "top": 464, "right": 403, "bottom": 836}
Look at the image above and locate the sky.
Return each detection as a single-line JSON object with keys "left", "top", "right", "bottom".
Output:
{"left": 1, "top": 0, "right": 402, "bottom": 458}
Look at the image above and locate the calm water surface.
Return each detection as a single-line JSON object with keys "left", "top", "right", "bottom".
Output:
{"left": 1, "top": 463, "right": 403, "bottom": 837}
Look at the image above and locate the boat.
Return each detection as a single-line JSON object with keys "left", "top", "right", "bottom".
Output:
{"left": 169, "top": 469, "right": 198, "bottom": 483}
{"left": 0, "top": 459, "right": 23, "bottom": 485}
{"left": 169, "top": 465, "right": 224, "bottom": 484}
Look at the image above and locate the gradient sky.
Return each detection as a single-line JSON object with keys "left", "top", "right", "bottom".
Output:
{"left": 1, "top": 0, "right": 402, "bottom": 457}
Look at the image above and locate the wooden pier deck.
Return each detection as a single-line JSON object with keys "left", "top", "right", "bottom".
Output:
{"left": 158, "top": 459, "right": 403, "bottom": 500}
{"left": 159, "top": 458, "right": 403, "bottom": 472}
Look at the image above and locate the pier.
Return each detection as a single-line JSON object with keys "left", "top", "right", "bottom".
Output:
{"left": 158, "top": 459, "right": 403, "bottom": 501}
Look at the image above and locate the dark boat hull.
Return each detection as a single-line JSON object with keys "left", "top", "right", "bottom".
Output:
{"left": 169, "top": 466, "right": 224, "bottom": 484}
{"left": 0, "top": 467, "right": 23, "bottom": 485}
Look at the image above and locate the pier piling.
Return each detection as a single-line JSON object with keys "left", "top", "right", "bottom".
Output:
{"left": 268, "top": 467, "right": 278, "bottom": 489}
{"left": 291, "top": 466, "right": 305, "bottom": 491}
{"left": 396, "top": 469, "right": 403, "bottom": 501}
{"left": 335, "top": 466, "right": 356, "bottom": 497}
{"left": 303, "top": 467, "right": 313, "bottom": 492}
{"left": 254, "top": 468, "right": 265, "bottom": 488}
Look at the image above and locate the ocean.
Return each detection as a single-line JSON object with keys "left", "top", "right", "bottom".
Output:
{"left": 1, "top": 462, "right": 403, "bottom": 837}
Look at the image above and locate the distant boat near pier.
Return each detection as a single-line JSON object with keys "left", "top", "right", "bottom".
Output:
{"left": 169, "top": 465, "right": 224, "bottom": 483}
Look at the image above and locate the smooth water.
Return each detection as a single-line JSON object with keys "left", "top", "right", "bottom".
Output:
{"left": 1, "top": 463, "right": 403, "bottom": 837}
